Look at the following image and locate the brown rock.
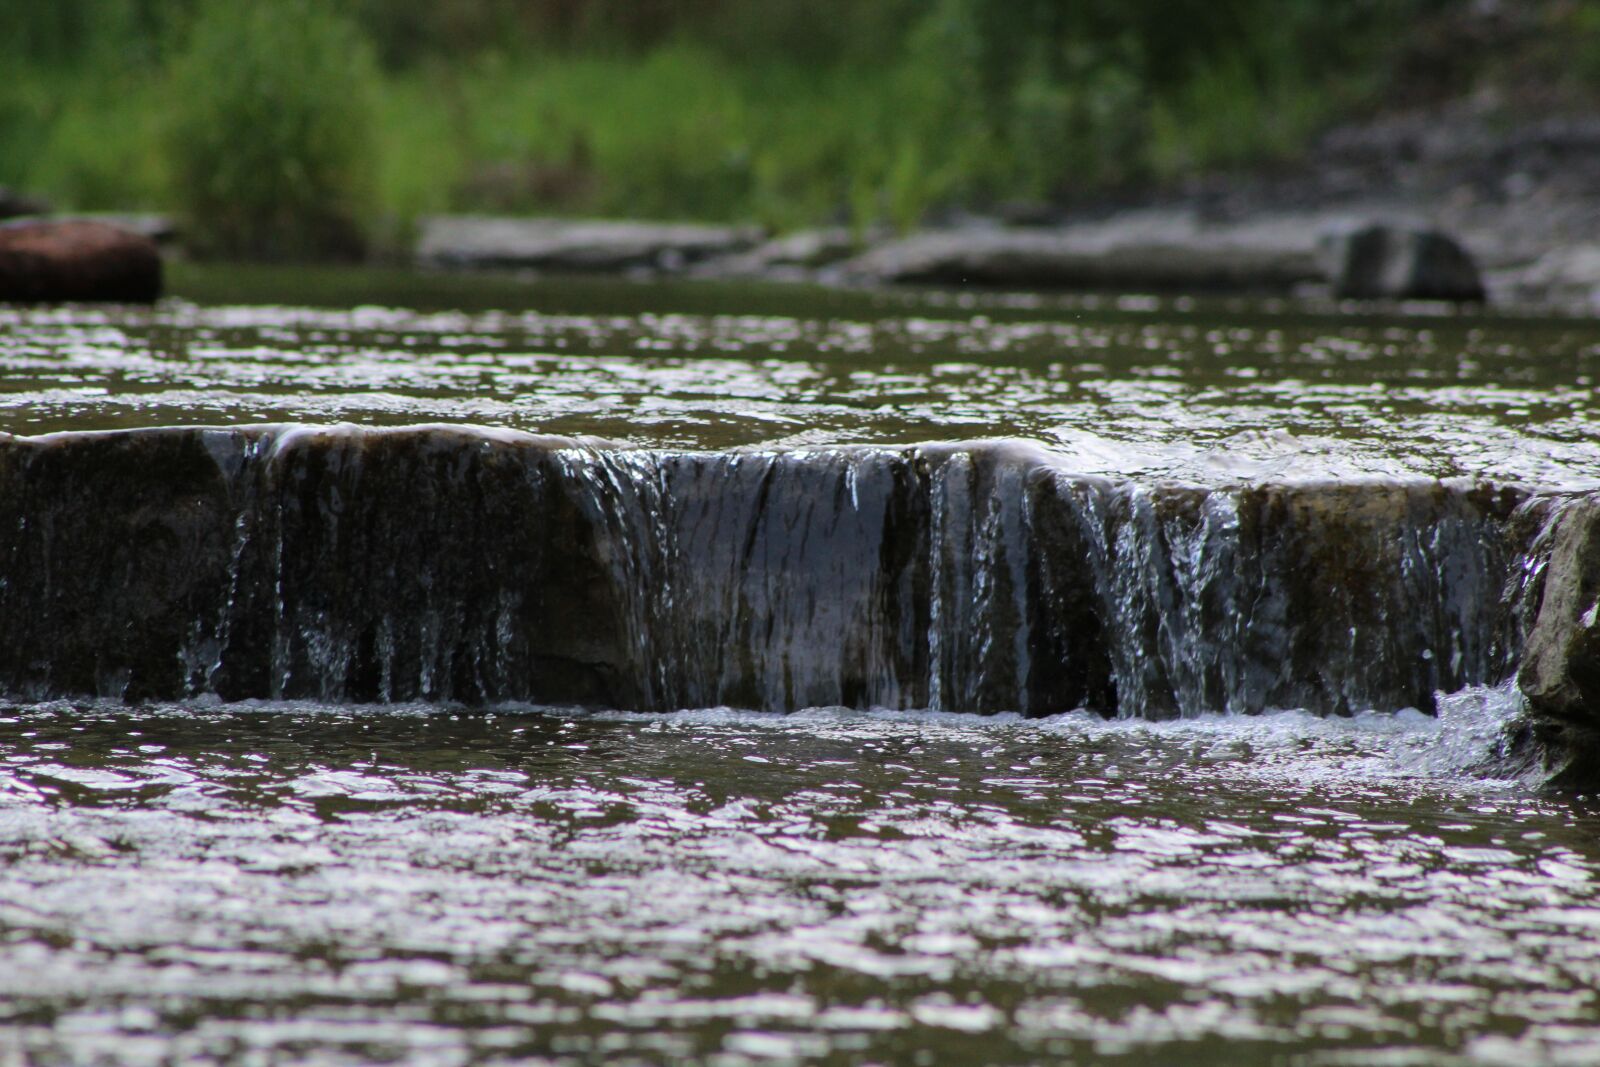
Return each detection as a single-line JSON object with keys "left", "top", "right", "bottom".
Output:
{"left": 0, "top": 220, "right": 162, "bottom": 303}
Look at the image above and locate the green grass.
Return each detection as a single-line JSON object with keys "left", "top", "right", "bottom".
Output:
{"left": 0, "top": 44, "right": 1384, "bottom": 236}
{"left": 0, "top": 0, "right": 1450, "bottom": 253}
{"left": 367, "top": 46, "right": 1006, "bottom": 233}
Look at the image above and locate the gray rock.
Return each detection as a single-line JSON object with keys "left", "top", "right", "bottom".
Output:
{"left": 744, "top": 227, "right": 866, "bottom": 268}
{"left": 1318, "top": 223, "right": 1485, "bottom": 301}
{"left": 1500, "top": 243, "right": 1600, "bottom": 307}
{"left": 693, "top": 226, "right": 889, "bottom": 281}
{"left": 840, "top": 228, "right": 1324, "bottom": 292}
{"left": 416, "top": 216, "right": 764, "bottom": 272}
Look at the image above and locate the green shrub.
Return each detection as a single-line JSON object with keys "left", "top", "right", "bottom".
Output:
{"left": 164, "top": 0, "right": 379, "bottom": 259}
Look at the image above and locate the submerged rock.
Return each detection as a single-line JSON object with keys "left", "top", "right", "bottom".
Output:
{"left": 1318, "top": 223, "right": 1485, "bottom": 301}
{"left": 0, "top": 220, "right": 162, "bottom": 303}
{"left": 416, "top": 216, "right": 763, "bottom": 272}
{"left": 0, "top": 427, "right": 1535, "bottom": 719}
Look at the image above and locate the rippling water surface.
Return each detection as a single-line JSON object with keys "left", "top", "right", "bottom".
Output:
{"left": 4, "top": 692, "right": 1600, "bottom": 1066}
{"left": 4, "top": 270, "right": 1600, "bottom": 1064}
{"left": 2, "top": 268, "right": 1599, "bottom": 485}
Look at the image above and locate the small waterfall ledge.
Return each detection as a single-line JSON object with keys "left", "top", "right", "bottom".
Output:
{"left": 2, "top": 424, "right": 1596, "bottom": 774}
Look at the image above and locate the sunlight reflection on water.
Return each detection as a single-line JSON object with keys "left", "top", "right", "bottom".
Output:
{"left": 2, "top": 299, "right": 1599, "bottom": 487}
{"left": 2, "top": 688, "right": 1598, "bottom": 1065}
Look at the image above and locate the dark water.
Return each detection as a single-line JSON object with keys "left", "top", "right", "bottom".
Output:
{"left": 3, "top": 270, "right": 1600, "bottom": 1065}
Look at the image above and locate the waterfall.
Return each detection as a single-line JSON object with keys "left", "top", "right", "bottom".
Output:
{"left": 0, "top": 425, "right": 1561, "bottom": 718}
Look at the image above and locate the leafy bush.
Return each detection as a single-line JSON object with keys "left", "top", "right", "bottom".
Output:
{"left": 164, "top": 0, "right": 379, "bottom": 259}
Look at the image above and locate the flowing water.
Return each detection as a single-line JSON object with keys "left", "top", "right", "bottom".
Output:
{"left": 3, "top": 268, "right": 1600, "bottom": 1065}
{"left": 3, "top": 268, "right": 1599, "bottom": 486}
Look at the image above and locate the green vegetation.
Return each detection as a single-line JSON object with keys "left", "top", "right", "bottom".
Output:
{"left": 166, "top": 0, "right": 379, "bottom": 258}
{"left": 2, "top": 0, "right": 1590, "bottom": 255}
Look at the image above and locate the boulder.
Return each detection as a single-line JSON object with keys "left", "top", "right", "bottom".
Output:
{"left": 1318, "top": 224, "right": 1485, "bottom": 301}
{"left": 58, "top": 213, "right": 178, "bottom": 245}
{"left": 1517, "top": 496, "right": 1600, "bottom": 784}
{"left": 740, "top": 227, "right": 877, "bottom": 269}
{"left": 416, "top": 216, "right": 764, "bottom": 273}
{"left": 0, "top": 220, "right": 162, "bottom": 303}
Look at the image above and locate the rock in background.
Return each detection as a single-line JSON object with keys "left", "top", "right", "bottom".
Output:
{"left": 416, "top": 216, "right": 763, "bottom": 273}
{"left": 1319, "top": 224, "right": 1485, "bottom": 301}
{"left": 0, "top": 220, "right": 162, "bottom": 303}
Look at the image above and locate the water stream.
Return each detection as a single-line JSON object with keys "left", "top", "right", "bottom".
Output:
{"left": 3, "top": 272, "right": 1600, "bottom": 1064}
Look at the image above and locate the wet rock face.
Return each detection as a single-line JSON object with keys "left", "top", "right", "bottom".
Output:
{"left": 0, "top": 428, "right": 652, "bottom": 705}
{"left": 0, "top": 428, "right": 1535, "bottom": 716}
{"left": 1517, "top": 497, "right": 1600, "bottom": 781}
{"left": 216, "top": 429, "right": 642, "bottom": 706}
{"left": 0, "top": 430, "right": 238, "bottom": 700}
{"left": 0, "top": 220, "right": 162, "bottom": 303}
{"left": 1319, "top": 224, "right": 1485, "bottom": 301}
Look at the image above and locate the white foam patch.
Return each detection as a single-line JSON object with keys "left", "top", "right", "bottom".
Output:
{"left": 32, "top": 681, "right": 1539, "bottom": 795}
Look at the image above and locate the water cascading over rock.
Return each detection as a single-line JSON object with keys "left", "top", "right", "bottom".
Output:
{"left": 0, "top": 425, "right": 1566, "bottom": 728}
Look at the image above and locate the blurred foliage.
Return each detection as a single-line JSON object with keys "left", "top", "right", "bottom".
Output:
{"left": 163, "top": 0, "right": 379, "bottom": 259}
{"left": 5, "top": 0, "right": 1584, "bottom": 256}
{"left": 1536, "top": 1, "right": 1600, "bottom": 94}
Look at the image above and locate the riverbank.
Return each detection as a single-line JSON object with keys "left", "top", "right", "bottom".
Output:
{"left": 17, "top": 92, "right": 1600, "bottom": 312}
{"left": 1, "top": 1, "right": 1420, "bottom": 239}
{"left": 12, "top": 2, "right": 1600, "bottom": 275}
{"left": 404, "top": 98, "right": 1600, "bottom": 311}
